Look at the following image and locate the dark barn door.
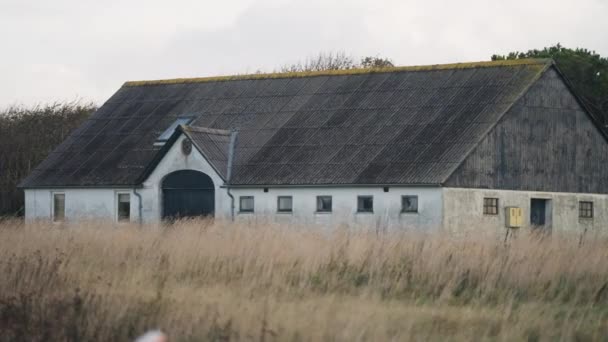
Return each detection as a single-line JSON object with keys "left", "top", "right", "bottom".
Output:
{"left": 162, "top": 170, "right": 215, "bottom": 219}
{"left": 530, "top": 198, "right": 547, "bottom": 226}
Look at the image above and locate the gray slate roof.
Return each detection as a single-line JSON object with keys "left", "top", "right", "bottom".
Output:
{"left": 20, "top": 59, "right": 552, "bottom": 188}
{"left": 181, "top": 126, "right": 232, "bottom": 179}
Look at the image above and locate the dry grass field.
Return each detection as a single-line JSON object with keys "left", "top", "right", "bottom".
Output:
{"left": 0, "top": 219, "right": 607, "bottom": 341}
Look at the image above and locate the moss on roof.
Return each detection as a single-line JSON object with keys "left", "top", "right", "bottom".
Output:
{"left": 123, "top": 58, "right": 553, "bottom": 87}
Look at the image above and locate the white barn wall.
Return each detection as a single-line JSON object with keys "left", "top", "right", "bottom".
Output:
{"left": 24, "top": 188, "right": 137, "bottom": 222}
{"left": 230, "top": 187, "right": 443, "bottom": 230}
{"left": 443, "top": 187, "right": 608, "bottom": 233}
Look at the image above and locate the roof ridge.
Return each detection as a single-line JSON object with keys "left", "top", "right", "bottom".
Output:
{"left": 123, "top": 59, "right": 553, "bottom": 87}
{"left": 181, "top": 125, "right": 232, "bottom": 136}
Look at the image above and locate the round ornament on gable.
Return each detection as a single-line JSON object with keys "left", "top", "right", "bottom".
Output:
{"left": 182, "top": 139, "right": 192, "bottom": 156}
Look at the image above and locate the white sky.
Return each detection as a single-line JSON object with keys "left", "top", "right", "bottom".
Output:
{"left": 1, "top": 0, "right": 607, "bottom": 107}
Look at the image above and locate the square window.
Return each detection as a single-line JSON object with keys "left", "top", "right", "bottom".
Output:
{"left": 117, "top": 193, "right": 131, "bottom": 222}
{"left": 357, "top": 196, "right": 374, "bottom": 213}
{"left": 53, "top": 193, "right": 65, "bottom": 222}
{"left": 483, "top": 198, "right": 499, "bottom": 215}
{"left": 278, "top": 196, "right": 293, "bottom": 212}
{"left": 579, "top": 201, "right": 593, "bottom": 218}
{"left": 239, "top": 196, "right": 254, "bottom": 213}
{"left": 402, "top": 195, "right": 418, "bottom": 213}
{"left": 316, "top": 196, "right": 332, "bottom": 212}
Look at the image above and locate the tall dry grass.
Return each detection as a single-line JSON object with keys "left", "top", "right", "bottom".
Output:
{"left": 0, "top": 219, "right": 607, "bottom": 341}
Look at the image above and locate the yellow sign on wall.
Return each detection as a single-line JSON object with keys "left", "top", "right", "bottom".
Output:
{"left": 506, "top": 207, "right": 523, "bottom": 228}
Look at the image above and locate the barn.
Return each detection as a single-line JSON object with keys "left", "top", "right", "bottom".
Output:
{"left": 19, "top": 59, "right": 608, "bottom": 232}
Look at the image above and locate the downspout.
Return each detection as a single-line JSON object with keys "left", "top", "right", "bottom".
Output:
{"left": 226, "top": 130, "right": 238, "bottom": 221}
{"left": 133, "top": 187, "right": 143, "bottom": 225}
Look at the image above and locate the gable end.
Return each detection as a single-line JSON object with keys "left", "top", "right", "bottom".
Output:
{"left": 444, "top": 66, "right": 608, "bottom": 194}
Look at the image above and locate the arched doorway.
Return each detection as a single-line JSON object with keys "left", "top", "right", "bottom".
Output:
{"left": 162, "top": 170, "right": 215, "bottom": 219}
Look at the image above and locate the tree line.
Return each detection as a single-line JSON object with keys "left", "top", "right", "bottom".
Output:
{"left": 0, "top": 102, "right": 95, "bottom": 216}
{"left": 493, "top": 43, "right": 608, "bottom": 126}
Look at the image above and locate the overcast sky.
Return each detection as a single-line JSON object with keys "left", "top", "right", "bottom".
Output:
{"left": 1, "top": 0, "right": 606, "bottom": 107}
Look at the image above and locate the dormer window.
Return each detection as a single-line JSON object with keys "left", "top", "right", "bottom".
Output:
{"left": 155, "top": 117, "right": 193, "bottom": 145}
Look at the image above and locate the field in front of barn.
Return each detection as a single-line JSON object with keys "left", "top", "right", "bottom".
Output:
{"left": 0, "top": 220, "right": 607, "bottom": 341}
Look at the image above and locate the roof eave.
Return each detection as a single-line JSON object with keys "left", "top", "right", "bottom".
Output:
{"left": 220, "top": 183, "right": 442, "bottom": 189}
{"left": 19, "top": 184, "right": 144, "bottom": 190}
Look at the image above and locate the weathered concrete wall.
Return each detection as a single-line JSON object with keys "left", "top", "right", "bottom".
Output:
{"left": 24, "top": 188, "right": 137, "bottom": 222}
{"left": 443, "top": 187, "right": 608, "bottom": 233}
{"left": 230, "top": 186, "right": 443, "bottom": 229}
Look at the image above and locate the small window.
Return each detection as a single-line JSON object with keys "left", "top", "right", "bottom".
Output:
{"left": 357, "top": 196, "right": 373, "bottom": 213}
{"left": 117, "top": 193, "right": 131, "bottom": 222}
{"left": 316, "top": 196, "right": 332, "bottom": 212}
{"left": 53, "top": 193, "right": 65, "bottom": 222}
{"left": 239, "top": 196, "right": 254, "bottom": 213}
{"left": 277, "top": 196, "right": 293, "bottom": 213}
{"left": 579, "top": 201, "right": 593, "bottom": 218}
{"left": 483, "top": 197, "right": 499, "bottom": 215}
{"left": 156, "top": 117, "right": 193, "bottom": 142}
{"left": 402, "top": 195, "right": 418, "bottom": 213}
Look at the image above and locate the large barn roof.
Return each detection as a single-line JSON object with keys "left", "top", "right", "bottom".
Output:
{"left": 20, "top": 59, "right": 553, "bottom": 188}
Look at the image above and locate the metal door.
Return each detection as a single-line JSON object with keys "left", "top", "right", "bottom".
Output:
{"left": 162, "top": 170, "right": 215, "bottom": 219}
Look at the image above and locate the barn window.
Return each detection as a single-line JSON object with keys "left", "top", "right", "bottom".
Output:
{"left": 483, "top": 198, "right": 499, "bottom": 215}
{"left": 316, "top": 196, "right": 332, "bottom": 212}
{"left": 579, "top": 201, "right": 593, "bottom": 219}
{"left": 53, "top": 193, "right": 65, "bottom": 222}
{"left": 239, "top": 196, "right": 254, "bottom": 213}
{"left": 156, "top": 117, "right": 194, "bottom": 143}
{"left": 357, "top": 196, "right": 374, "bottom": 213}
{"left": 402, "top": 195, "right": 418, "bottom": 213}
{"left": 277, "top": 196, "right": 293, "bottom": 213}
{"left": 117, "top": 193, "right": 131, "bottom": 222}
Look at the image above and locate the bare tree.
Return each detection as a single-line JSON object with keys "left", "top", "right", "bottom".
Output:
{"left": 360, "top": 56, "right": 394, "bottom": 68}
{"left": 279, "top": 52, "right": 358, "bottom": 73}
{"left": 279, "top": 52, "right": 395, "bottom": 73}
